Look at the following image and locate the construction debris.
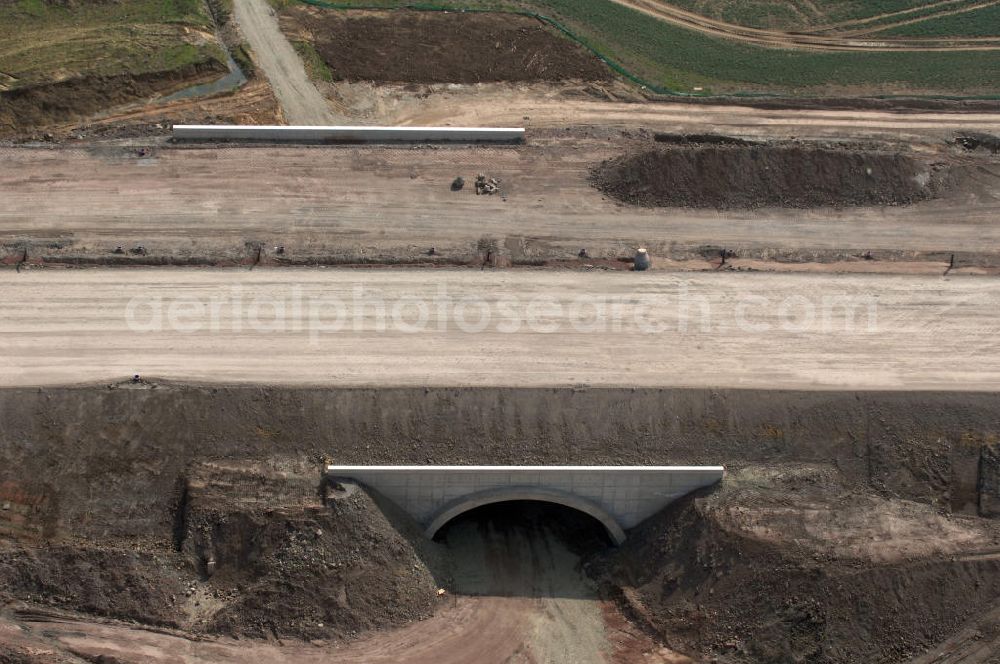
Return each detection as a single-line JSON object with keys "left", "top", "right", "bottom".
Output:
{"left": 475, "top": 173, "right": 501, "bottom": 196}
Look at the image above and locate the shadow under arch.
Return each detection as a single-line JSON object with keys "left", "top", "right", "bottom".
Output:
{"left": 425, "top": 486, "right": 627, "bottom": 545}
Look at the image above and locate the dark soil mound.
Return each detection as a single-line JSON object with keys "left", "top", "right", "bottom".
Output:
{"left": 0, "top": 61, "right": 225, "bottom": 138}
{"left": 0, "top": 460, "right": 446, "bottom": 643}
{"left": 179, "top": 462, "right": 445, "bottom": 641}
{"left": 287, "top": 9, "right": 611, "bottom": 83}
{"left": 956, "top": 132, "right": 1000, "bottom": 153}
{"left": 591, "top": 145, "right": 943, "bottom": 209}
{"left": 0, "top": 544, "right": 188, "bottom": 626}
{"left": 597, "top": 465, "right": 1000, "bottom": 663}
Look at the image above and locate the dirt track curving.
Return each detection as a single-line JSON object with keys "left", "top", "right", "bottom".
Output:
{"left": 810, "top": 0, "right": 991, "bottom": 34}
{"left": 609, "top": 0, "right": 1000, "bottom": 51}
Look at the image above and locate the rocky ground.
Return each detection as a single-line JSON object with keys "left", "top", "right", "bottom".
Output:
{"left": 0, "top": 460, "right": 445, "bottom": 646}
{"left": 597, "top": 464, "right": 1000, "bottom": 662}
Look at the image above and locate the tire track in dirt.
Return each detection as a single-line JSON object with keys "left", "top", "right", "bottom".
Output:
{"left": 834, "top": 0, "right": 1000, "bottom": 38}
{"left": 232, "top": 0, "right": 342, "bottom": 124}
{"left": 0, "top": 512, "right": 676, "bottom": 663}
{"left": 811, "top": 0, "right": 978, "bottom": 33}
{"left": 609, "top": 0, "right": 1000, "bottom": 51}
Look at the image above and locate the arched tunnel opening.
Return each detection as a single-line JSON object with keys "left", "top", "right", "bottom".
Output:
{"left": 432, "top": 500, "right": 615, "bottom": 599}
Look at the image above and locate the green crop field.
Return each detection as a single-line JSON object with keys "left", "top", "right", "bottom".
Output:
{"left": 0, "top": 0, "right": 225, "bottom": 92}
{"left": 290, "top": 0, "right": 1000, "bottom": 96}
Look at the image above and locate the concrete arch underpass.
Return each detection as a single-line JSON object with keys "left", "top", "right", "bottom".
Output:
{"left": 326, "top": 466, "right": 725, "bottom": 544}
{"left": 425, "top": 486, "right": 627, "bottom": 545}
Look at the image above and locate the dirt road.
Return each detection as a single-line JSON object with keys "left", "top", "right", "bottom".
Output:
{"left": 2, "top": 143, "right": 1000, "bottom": 268}
{"left": 0, "top": 595, "right": 678, "bottom": 663}
{"left": 310, "top": 74, "right": 1000, "bottom": 136}
{"left": 3, "top": 268, "right": 1000, "bottom": 390}
{"left": 233, "top": 0, "right": 340, "bottom": 124}
{"left": 0, "top": 505, "right": 677, "bottom": 663}
{"left": 0, "top": 598, "right": 597, "bottom": 664}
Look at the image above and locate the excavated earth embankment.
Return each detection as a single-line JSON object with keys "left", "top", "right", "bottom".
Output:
{"left": 0, "top": 458, "right": 444, "bottom": 644}
{"left": 596, "top": 464, "right": 1000, "bottom": 662}
{"left": 591, "top": 144, "right": 953, "bottom": 209}
{"left": 1, "top": 384, "right": 1000, "bottom": 661}
{"left": 0, "top": 60, "right": 228, "bottom": 138}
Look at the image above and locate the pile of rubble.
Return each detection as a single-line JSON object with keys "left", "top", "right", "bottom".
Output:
{"left": 475, "top": 173, "right": 501, "bottom": 195}
{"left": 451, "top": 174, "right": 503, "bottom": 196}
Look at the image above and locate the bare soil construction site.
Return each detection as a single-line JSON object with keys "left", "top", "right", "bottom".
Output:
{"left": 282, "top": 9, "right": 613, "bottom": 84}
{"left": 591, "top": 144, "right": 952, "bottom": 209}
{"left": 3, "top": 386, "right": 1000, "bottom": 662}
{"left": 4, "top": 130, "right": 1000, "bottom": 272}
{"left": 5, "top": 0, "right": 1000, "bottom": 661}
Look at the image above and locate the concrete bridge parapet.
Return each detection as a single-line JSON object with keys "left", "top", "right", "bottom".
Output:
{"left": 326, "top": 465, "right": 725, "bottom": 544}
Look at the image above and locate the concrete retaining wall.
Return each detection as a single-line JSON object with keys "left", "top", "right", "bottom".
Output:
{"left": 172, "top": 125, "right": 525, "bottom": 143}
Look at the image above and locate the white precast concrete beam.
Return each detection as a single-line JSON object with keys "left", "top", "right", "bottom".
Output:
{"left": 172, "top": 125, "right": 525, "bottom": 143}
{"left": 326, "top": 465, "right": 725, "bottom": 544}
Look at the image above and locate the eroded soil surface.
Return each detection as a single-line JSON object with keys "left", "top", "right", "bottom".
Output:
{"left": 599, "top": 464, "right": 1000, "bottom": 662}
{"left": 2, "top": 385, "right": 1000, "bottom": 661}
{"left": 0, "top": 62, "right": 231, "bottom": 137}
{"left": 283, "top": 8, "right": 612, "bottom": 84}
{"left": 592, "top": 144, "right": 949, "bottom": 209}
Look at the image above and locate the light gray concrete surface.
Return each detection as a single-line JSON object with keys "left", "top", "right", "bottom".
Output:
{"left": 326, "top": 465, "right": 725, "bottom": 544}
{"left": 172, "top": 125, "right": 525, "bottom": 142}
